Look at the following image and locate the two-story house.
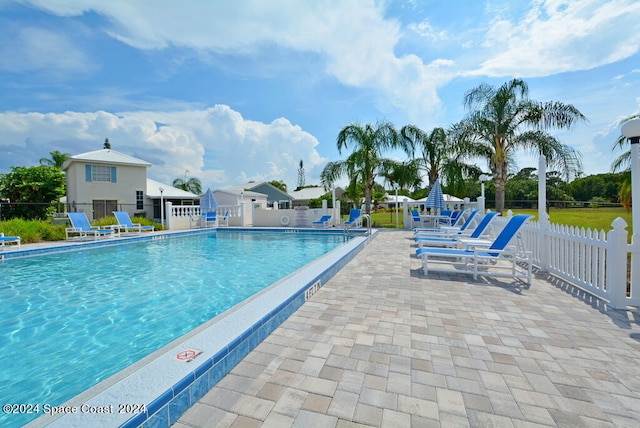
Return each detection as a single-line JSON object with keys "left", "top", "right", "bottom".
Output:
{"left": 62, "top": 149, "right": 198, "bottom": 221}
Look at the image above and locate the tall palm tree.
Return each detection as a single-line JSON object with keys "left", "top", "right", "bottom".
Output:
{"left": 172, "top": 177, "right": 202, "bottom": 195}
{"left": 320, "top": 121, "right": 403, "bottom": 214}
{"left": 39, "top": 150, "right": 70, "bottom": 169}
{"left": 457, "top": 78, "right": 586, "bottom": 213}
{"left": 401, "top": 124, "right": 481, "bottom": 195}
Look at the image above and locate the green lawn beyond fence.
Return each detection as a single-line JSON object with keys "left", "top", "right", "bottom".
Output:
{"left": 368, "top": 207, "right": 633, "bottom": 236}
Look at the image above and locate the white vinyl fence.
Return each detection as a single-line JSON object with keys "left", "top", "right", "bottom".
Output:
{"left": 494, "top": 212, "right": 640, "bottom": 309}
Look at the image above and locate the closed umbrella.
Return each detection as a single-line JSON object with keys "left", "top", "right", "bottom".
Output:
{"left": 425, "top": 179, "right": 444, "bottom": 214}
{"left": 200, "top": 188, "right": 218, "bottom": 212}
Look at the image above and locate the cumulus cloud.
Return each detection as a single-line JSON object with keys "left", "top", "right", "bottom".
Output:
{"left": 0, "top": 24, "right": 93, "bottom": 75}
{"left": 17, "top": 0, "right": 453, "bottom": 128}
{"left": 470, "top": 0, "right": 640, "bottom": 77}
{"left": 0, "top": 106, "right": 326, "bottom": 190}
{"left": 407, "top": 20, "right": 448, "bottom": 42}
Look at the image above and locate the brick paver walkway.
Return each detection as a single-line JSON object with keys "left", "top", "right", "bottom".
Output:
{"left": 176, "top": 229, "right": 640, "bottom": 427}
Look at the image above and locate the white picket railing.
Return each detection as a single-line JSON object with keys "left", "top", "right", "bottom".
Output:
{"left": 165, "top": 203, "right": 243, "bottom": 230}
{"left": 492, "top": 212, "right": 639, "bottom": 309}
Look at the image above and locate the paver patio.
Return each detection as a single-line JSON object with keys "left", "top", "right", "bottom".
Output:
{"left": 175, "top": 229, "right": 640, "bottom": 427}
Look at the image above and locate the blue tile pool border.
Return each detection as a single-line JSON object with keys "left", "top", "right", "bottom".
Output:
{"left": 24, "top": 227, "right": 375, "bottom": 428}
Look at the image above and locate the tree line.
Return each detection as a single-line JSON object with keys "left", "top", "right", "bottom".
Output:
{"left": 321, "top": 78, "right": 633, "bottom": 213}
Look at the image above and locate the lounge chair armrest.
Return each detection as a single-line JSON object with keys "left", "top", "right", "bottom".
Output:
{"left": 458, "top": 239, "right": 492, "bottom": 250}
{"left": 472, "top": 247, "right": 530, "bottom": 257}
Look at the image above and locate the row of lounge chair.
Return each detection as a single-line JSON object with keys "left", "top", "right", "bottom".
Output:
{"left": 311, "top": 209, "right": 362, "bottom": 229}
{"left": 65, "top": 211, "right": 155, "bottom": 240}
{"left": 413, "top": 209, "right": 533, "bottom": 285}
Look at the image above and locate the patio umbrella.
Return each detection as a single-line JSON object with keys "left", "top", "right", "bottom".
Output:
{"left": 424, "top": 179, "right": 444, "bottom": 213}
{"left": 200, "top": 188, "right": 218, "bottom": 212}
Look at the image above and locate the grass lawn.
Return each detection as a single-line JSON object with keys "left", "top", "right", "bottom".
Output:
{"left": 510, "top": 207, "right": 632, "bottom": 234}
{"left": 367, "top": 207, "right": 633, "bottom": 235}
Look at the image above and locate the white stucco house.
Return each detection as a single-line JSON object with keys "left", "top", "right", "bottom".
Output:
{"left": 62, "top": 149, "right": 198, "bottom": 221}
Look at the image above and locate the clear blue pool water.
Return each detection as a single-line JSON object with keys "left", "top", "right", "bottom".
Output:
{"left": 0, "top": 230, "right": 349, "bottom": 427}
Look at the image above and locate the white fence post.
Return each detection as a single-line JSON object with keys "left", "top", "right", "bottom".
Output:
{"left": 538, "top": 211, "right": 550, "bottom": 272}
{"left": 165, "top": 201, "right": 173, "bottom": 230}
{"left": 606, "top": 217, "right": 629, "bottom": 309}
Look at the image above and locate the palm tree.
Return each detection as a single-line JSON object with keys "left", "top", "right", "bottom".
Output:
{"left": 320, "top": 121, "right": 403, "bottom": 214}
{"left": 172, "top": 177, "right": 202, "bottom": 195}
{"left": 401, "top": 125, "right": 481, "bottom": 195}
{"left": 611, "top": 114, "right": 639, "bottom": 172}
{"left": 39, "top": 150, "right": 70, "bottom": 169}
{"left": 611, "top": 115, "right": 639, "bottom": 209}
{"left": 457, "top": 78, "right": 586, "bottom": 213}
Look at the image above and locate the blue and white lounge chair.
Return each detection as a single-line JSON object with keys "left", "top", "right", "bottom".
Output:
{"left": 415, "top": 211, "right": 499, "bottom": 247}
{"left": 438, "top": 210, "right": 461, "bottom": 227}
{"left": 415, "top": 209, "right": 479, "bottom": 236}
{"left": 66, "top": 212, "right": 117, "bottom": 240}
{"left": 0, "top": 232, "right": 20, "bottom": 250}
{"left": 312, "top": 215, "right": 332, "bottom": 229}
{"left": 410, "top": 210, "right": 424, "bottom": 228}
{"left": 113, "top": 211, "right": 155, "bottom": 234}
{"left": 344, "top": 209, "right": 362, "bottom": 228}
{"left": 218, "top": 210, "right": 230, "bottom": 227}
{"left": 202, "top": 211, "right": 217, "bottom": 228}
{"left": 416, "top": 214, "right": 533, "bottom": 284}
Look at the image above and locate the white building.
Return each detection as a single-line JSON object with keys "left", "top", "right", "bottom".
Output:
{"left": 62, "top": 149, "right": 198, "bottom": 221}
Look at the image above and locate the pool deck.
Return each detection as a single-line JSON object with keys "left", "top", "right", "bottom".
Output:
{"left": 174, "top": 229, "right": 640, "bottom": 427}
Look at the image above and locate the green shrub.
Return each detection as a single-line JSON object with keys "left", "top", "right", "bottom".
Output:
{"left": 0, "top": 218, "right": 66, "bottom": 243}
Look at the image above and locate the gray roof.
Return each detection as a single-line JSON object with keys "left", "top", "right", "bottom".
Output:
{"left": 147, "top": 179, "right": 199, "bottom": 199}
{"left": 62, "top": 149, "right": 152, "bottom": 170}
{"left": 289, "top": 186, "right": 344, "bottom": 201}
{"left": 222, "top": 184, "right": 268, "bottom": 198}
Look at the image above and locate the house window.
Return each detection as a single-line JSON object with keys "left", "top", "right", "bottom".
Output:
{"left": 136, "top": 191, "right": 144, "bottom": 210}
{"left": 85, "top": 165, "right": 117, "bottom": 182}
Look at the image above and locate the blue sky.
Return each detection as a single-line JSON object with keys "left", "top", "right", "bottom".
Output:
{"left": 1, "top": 0, "right": 639, "bottom": 192}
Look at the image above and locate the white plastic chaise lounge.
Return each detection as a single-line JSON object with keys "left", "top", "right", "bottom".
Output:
{"left": 66, "top": 212, "right": 117, "bottom": 240}
{"left": 202, "top": 211, "right": 217, "bottom": 228}
{"left": 415, "top": 214, "right": 533, "bottom": 284}
{"left": 343, "top": 209, "right": 362, "bottom": 228}
{"left": 0, "top": 232, "right": 20, "bottom": 250}
{"left": 414, "top": 211, "right": 500, "bottom": 248}
{"left": 410, "top": 210, "right": 425, "bottom": 228}
{"left": 312, "top": 215, "right": 332, "bottom": 229}
{"left": 218, "top": 210, "right": 230, "bottom": 227}
{"left": 415, "top": 209, "right": 479, "bottom": 236}
{"left": 113, "top": 211, "right": 155, "bottom": 234}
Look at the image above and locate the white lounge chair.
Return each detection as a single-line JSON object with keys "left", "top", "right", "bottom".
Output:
{"left": 416, "top": 214, "right": 533, "bottom": 284}
{"left": 113, "top": 211, "right": 155, "bottom": 234}
{"left": 344, "top": 209, "right": 362, "bottom": 229}
{"left": 0, "top": 232, "right": 20, "bottom": 250}
{"left": 414, "top": 209, "right": 479, "bottom": 236}
{"left": 218, "top": 210, "right": 230, "bottom": 227}
{"left": 414, "top": 211, "right": 499, "bottom": 247}
{"left": 312, "top": 215, "right": 332, "bottom": 228}
{"left": 66, "top": 212, "right": 117, "bottom": 240}
{"left": 202, "top": 211, "right": 217, "bottom": 228}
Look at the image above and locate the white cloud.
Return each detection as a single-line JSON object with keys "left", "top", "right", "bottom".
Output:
{"left": 0, "top": 106, "right": 326, "bottom": 190}
{"left": 470, "top": 0, "right": 640, "bottom": 77}
{"left": 0, "top": 25, "right": 93, "bottom": 74}
{"left": 17, "top": 0, "right": 455, "bottom": 130}
{"left": 407, "top": 19, "right": 448, "bottom": 41}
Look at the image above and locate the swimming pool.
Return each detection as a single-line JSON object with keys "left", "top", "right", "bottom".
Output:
{"left": 0, "top": 229, "right": 365, "bottom": 427}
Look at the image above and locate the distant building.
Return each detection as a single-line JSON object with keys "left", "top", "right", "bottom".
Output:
{"left": 289, "top": 186, "right": 345, "bottom": 206}
{"left": 227, "top": 182, "right": 294, "bottom": 209}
